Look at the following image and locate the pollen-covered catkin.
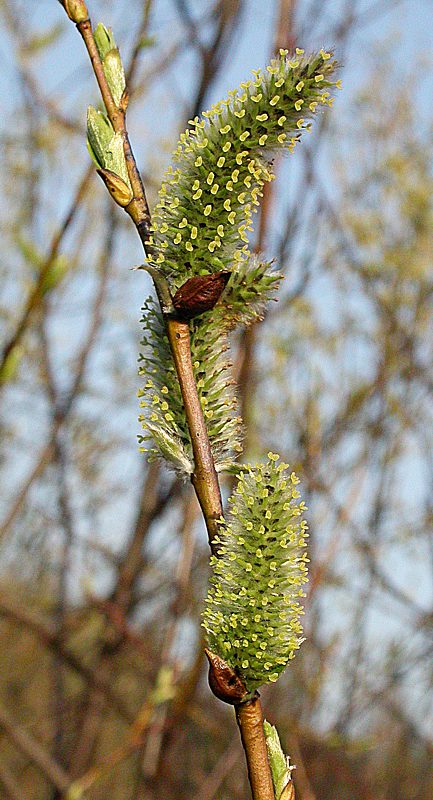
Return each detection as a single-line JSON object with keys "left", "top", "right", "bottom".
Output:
{"left": 202, "top": 455, "right": 309, "bottom": 690}
{"left": 138, "top": 49, "right": 339, "bottom": 474}
{"left": 146, "top": 48, "right": 339, "bottom": 289}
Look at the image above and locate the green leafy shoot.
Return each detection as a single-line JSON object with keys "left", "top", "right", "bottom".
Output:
{"left": 264, "top": 721, "right": 295, "bottom": 800}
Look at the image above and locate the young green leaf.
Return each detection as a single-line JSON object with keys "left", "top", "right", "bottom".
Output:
{"left": 93, "top": 22, "right": 126, "bottom": 108}
{"left": 264, "top": 721, "right": 295, "bottom": 800}
{"left": 86, "top": 107, "right": 131, "bottom": 188}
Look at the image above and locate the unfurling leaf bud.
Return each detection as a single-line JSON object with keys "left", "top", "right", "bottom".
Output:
{"left": 97, "top": 168, "right": 133, "bottom": 207}
{"left": 94, "top": 23, "right": 126, "bottom": 108}
{"left": 205, "top": 649, "right": 248, "bottom": 704}
{"left": 63, "top": 0, "right": 88, "bottom": 23}
{"left": 86, "top": 106, "right": 131, "bottom": 189}
{"left": 172, "top": 272, "right": 230, "bottom": 320}
{"left": 264, "top": 721, "right": 296, "bottom": 800}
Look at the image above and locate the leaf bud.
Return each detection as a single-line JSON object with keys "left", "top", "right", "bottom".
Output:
{"left": 63, "top": 0, "right": 89, "bottom": 23}
{"left": 94, "top": 23, "right": 126, "bottom": 107}
{"left": 97, "top": 168, "right": 133, "bottom": 207}
{"left": 264, "top": 721, "right": 296, "bottom": 800}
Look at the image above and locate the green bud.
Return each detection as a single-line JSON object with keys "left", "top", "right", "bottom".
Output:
{"left": 86, "top": 106, "right": 131, "bottom": 188}
{"left": 86, "top": 106, "right": 113, "bottom": 163}
{"left": 264, "top": 721, "right": 295, "bottom": 800}
{"left": 94, "top": 23, "right": 126, "bottom": 107}
{"left": 93, "top": 22, "right": 115, "bottom": 59}
{"left": 63, "top": 0, "right": 88, "bottom": 23}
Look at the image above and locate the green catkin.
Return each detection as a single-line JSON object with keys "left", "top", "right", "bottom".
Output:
{"left": 138, "top": 49, "right": 338, "bottom": 474}
{"left": 202, "top": 455, "right": 309, "bottom": 690}
{"left": 138, "top": 258, "right": 281, "bottom": 473}
{"left": 145, "top": 48, "right": 339, "bottom": 288}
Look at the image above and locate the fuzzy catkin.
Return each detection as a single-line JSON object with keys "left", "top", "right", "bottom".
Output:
{"left": 202, "top": 456, "right": 309, "bottom": 690}
{"left": 145, "top": 48, "right": 339, "bottom": 288}
{"left": 138, "top": 258, "right": 280, "bottom": 474}
{"left": 138, "top": 49, "right": 339, "bottom": 474}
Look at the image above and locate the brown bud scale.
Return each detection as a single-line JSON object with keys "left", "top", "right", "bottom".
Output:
{"left": 172, "top": 272, "right": 230, "bottom": 320}
{"left": 205, "top": 649, "right": 248, "bottom": 705}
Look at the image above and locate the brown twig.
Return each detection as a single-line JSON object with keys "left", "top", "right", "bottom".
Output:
{"left": 236, "top": 698, "right": 275, "bottom": 800}
{"left": 166, "top": 319, "right": 223, "bottom": 549}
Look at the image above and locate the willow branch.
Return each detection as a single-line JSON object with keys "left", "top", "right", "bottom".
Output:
{"left": 65, "top": 5, "right": 274, "bottom": 797}
{"left": 166, "top": 319, "right": 222, "bottom": 548}
{"left": 74, "top": 9, "right": 223, "bottom": 548}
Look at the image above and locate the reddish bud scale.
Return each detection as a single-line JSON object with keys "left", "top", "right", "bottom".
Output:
{"left": 172, "top": 272, "right": 230, "bottom": 320}
{"left": 205, "top": 649, "right": 248, "bottom": 704}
